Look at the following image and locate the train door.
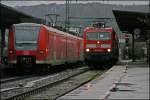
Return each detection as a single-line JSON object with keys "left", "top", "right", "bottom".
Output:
{"left": 77, "top": 39, "right": 80, "bottom": 60}
{"left": 49, "top": 32, "right": 55, "bottom": 64}
{"left": 79, "top": 38, "right": 83, "bottom": 60}
{"left": 47, "top": 31, "right": 51, "bottom": 62}
{"left": 62, "top": 35, "right": 67, "bottom": 62}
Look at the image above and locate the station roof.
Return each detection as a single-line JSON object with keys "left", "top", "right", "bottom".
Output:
{"left": 113, "top": 10, "right": 150, "bottom": 39}
{"left": 0, "top": 3, "right": 44, "bottom": 29}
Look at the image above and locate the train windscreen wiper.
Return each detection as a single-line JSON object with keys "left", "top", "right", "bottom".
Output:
{"left": 16, "top": 41, "right": 37, "bottom": 46}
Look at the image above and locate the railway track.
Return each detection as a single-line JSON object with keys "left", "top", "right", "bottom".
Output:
{"left": 1, "top": 66, "right": 89, "bottom": 100}
{"left": 0, "top": 75, "right": 36, "bottom": 84}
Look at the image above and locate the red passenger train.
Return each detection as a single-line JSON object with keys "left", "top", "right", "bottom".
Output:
{"left": 8, "top": 23, "right": 83, "bottom": 69}
{"left": 83, "top": 26, "right": 119, "bottom": 67}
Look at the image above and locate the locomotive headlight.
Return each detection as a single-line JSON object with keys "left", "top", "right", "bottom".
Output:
{"left": 86, "top": 48, "right": 90, "bottom": 52}
{"left": 107, "top": 49, "right": 111, "bottom": 52}
{"left": 9, "top": 50, "right": 14, "bottom": 54}
{"left": 97, "top": 41, "right": 100, "bottom": 44}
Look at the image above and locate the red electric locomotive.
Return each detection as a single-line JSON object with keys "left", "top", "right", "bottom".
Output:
{"left": 8, "top": 23, "right": 83, "bottom": 70}
{"left": 83, "top": 26, "right": 119, "bottom": 67}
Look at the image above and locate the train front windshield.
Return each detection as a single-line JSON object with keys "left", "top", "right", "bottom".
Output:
{"left": 86, "top": 32, "right": 111, "bottom": 40}
{"left": 14, "top": 26, "right": 40, "bottom": 50}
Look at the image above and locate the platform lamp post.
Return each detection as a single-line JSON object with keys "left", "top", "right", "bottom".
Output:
{"left": 132, "top": 28, "right": 141, "bottom": 62}
{"left": 125, "top": 33, "right": 130, "bottom": 59}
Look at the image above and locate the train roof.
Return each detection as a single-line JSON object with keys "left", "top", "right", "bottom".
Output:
{"left": 13, "top": 23, "right": 82, "bottom": 39}
{"left": 14, "top": 23, "right": 42, "bottom": 27}
{"left": 44, "top": 25, "right": 82, "bottom": 39}
{"left": 84, "top": 27, "right": 114, "bottom": 32}
{"left": 84, "top": 27, "right": 113, "bottom": 30}
{"left": 44, "top": 25, "right": 67, "bottom": 35}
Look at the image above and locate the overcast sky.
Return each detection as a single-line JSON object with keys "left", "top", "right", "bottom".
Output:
{"left": 1, "top": 0, "right": 149, "bottom": 7}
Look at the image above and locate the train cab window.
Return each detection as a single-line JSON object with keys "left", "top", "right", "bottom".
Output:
{"left": 86, "top": 32, "right": 99, "bottom": 40}
{"left": 99, "top": 32, "right": 111, "bottom": 40}
{"left": 14, "top": 25, "right": 40, "bottom": 50}
{"left": 15, "top": 26, "right": 40, "bottom": 43}
{"left": 86, "top": 32, "right": 110, "bottom": 40}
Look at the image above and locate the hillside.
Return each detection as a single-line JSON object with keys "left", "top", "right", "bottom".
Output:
{"left": 14, "top": 3, "right": 148, "bottom": 34}
{"left": 15, "top": 3, "right": 148, "bottom": 19}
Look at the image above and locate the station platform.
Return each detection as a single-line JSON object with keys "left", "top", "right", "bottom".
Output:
{"left": 58, "top": 61, "right": 149, "bottom": 99}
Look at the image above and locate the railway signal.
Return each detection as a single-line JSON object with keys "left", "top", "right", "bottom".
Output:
{"left": 124, "top": 33, "right": 130, "bottom": 59}
{"left": 125, "top": 34, "right": 129, "bottom": 46}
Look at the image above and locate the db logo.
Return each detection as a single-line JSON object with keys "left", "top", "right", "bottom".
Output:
{"left": 23, "top": 51, "right": 29, "bottom": 55}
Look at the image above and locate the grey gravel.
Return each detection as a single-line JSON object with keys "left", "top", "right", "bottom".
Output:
{"left": 25, "top": 70, "right": 103, "bottom": 100}
{"left": 1, "top": 75, "right": 44, "bottom": 89}
{"left": 1, "top": 66, "right": 89, "bottom": 100}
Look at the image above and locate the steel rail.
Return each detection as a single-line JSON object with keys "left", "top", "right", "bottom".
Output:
{"left": 0, "top": 75, "right": 36, "bottom": 84}
{"left": 4, "top": 67, "right": 89, "bottom": 100}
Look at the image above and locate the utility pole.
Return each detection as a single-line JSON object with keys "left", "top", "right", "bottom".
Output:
{"left": 65, "top": 0, "right": 70, "bottom": 32}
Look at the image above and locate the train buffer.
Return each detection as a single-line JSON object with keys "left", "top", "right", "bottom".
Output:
{"left": 58, "top": 61, "right": 149, "bottom": 99}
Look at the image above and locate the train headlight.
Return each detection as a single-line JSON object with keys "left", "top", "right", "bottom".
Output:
{"left": 39, "top": 50, "right": 44, "bottom": 54}
{"left": 107, "top": 49, "right": 111, "bottom": 52}
{"left": 86, "top": 48, "right": 90, "bottom": 52}
{"left": 9, "top": 50, "right": 14, "bottom": 54}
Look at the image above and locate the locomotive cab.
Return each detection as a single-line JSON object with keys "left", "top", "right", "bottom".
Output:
{"left": 83, "top": 27, "right": 118, "bottom": 66}
{"left": 8, "top": 23, "right": 41, "bottom": 65}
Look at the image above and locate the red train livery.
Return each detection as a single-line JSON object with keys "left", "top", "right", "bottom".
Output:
{"left": 83, "top": 27, "right": 119, "bottom": 67}
{"left": 8, "top": 23, "right": 83, "bottom": 68}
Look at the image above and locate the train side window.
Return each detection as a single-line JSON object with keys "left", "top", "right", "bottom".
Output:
{"left": 86, "top": 34, "right": 89, "bottom": 39}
